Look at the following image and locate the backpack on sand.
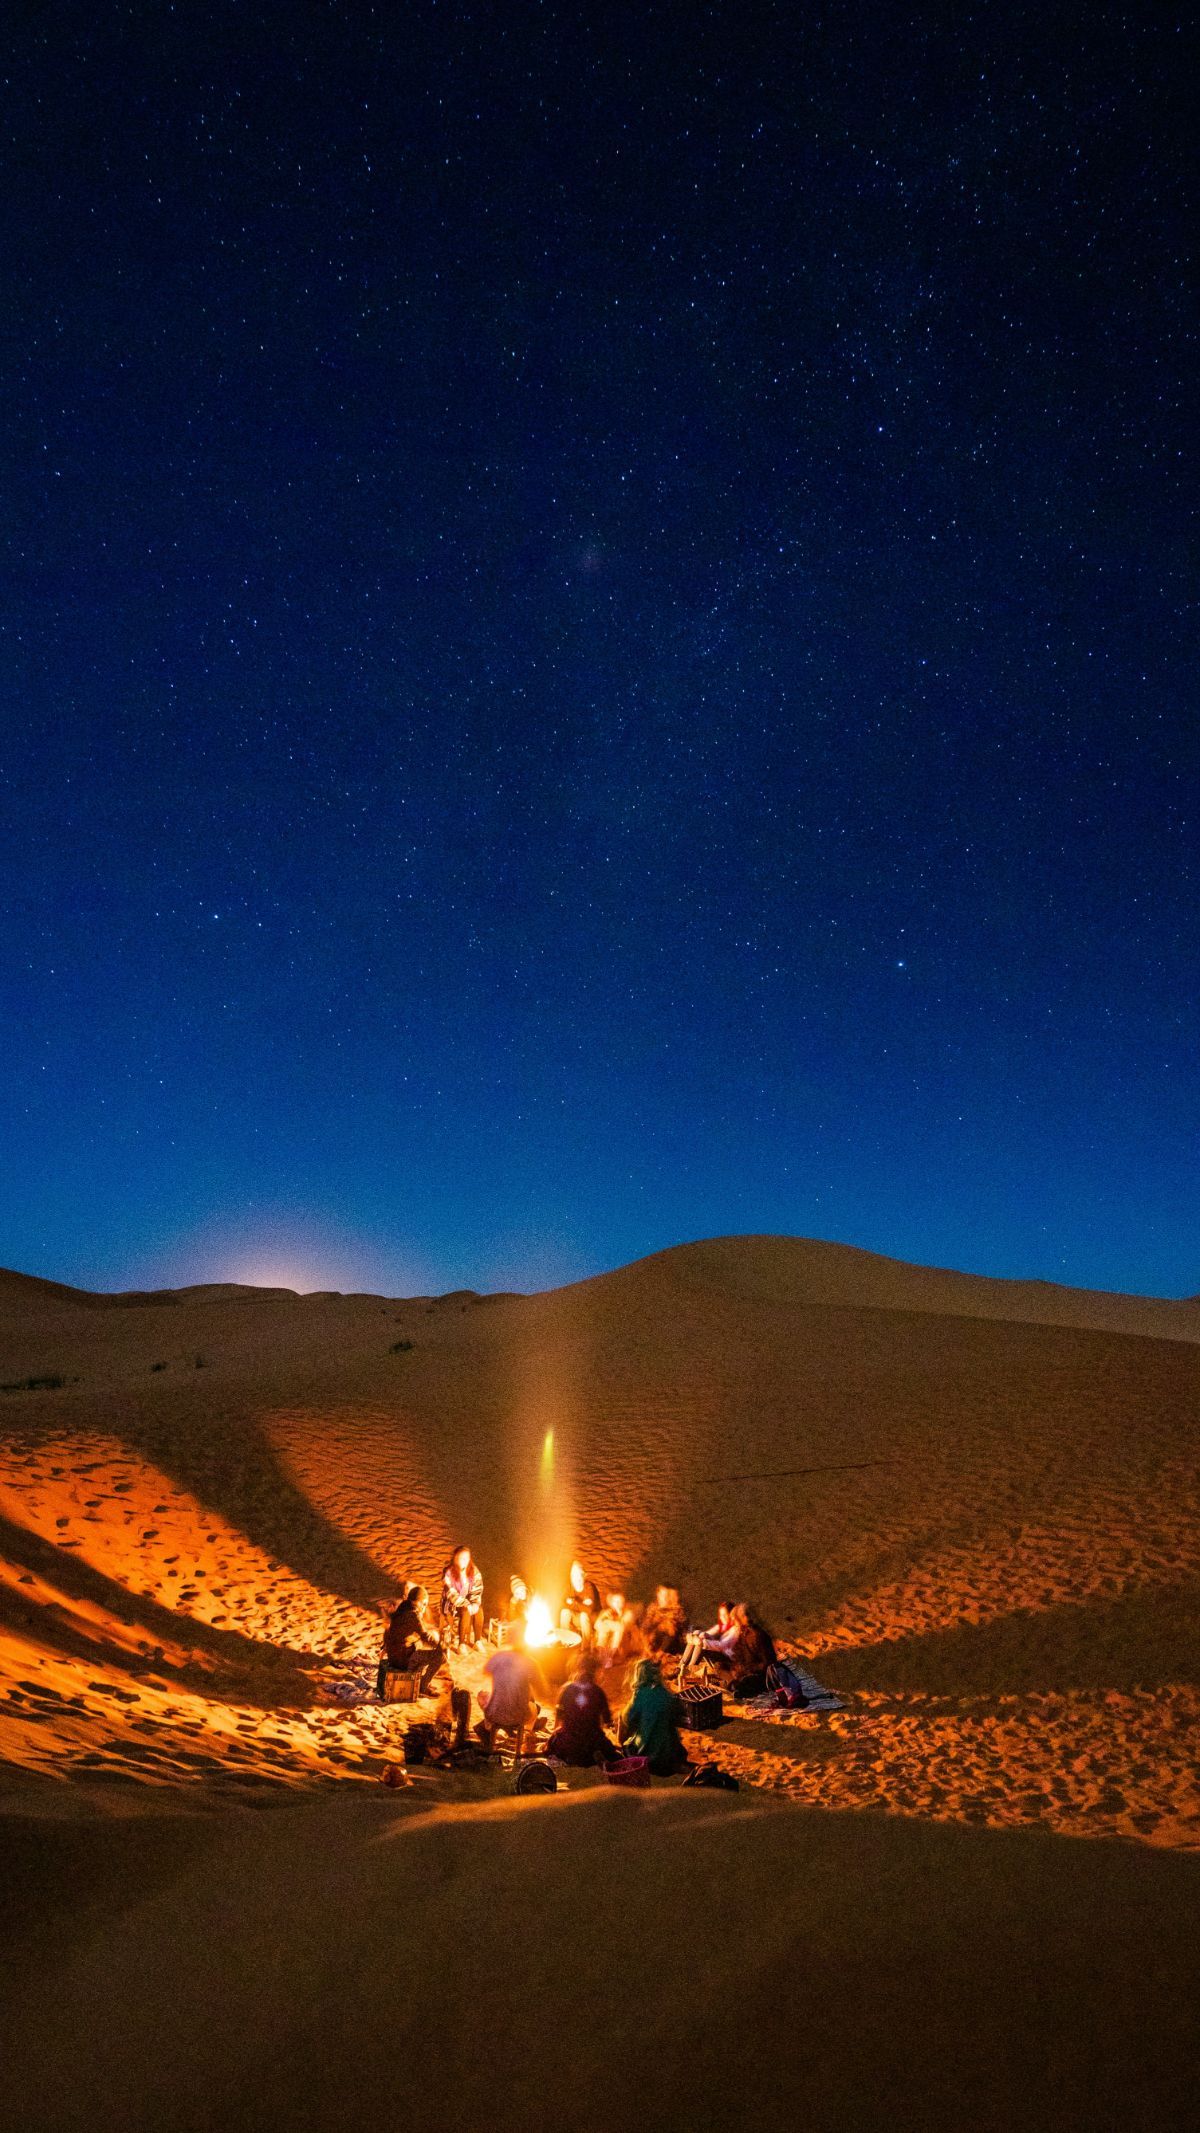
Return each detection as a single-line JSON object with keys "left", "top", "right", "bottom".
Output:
{"left": 683, "top": 1763, "right": 739, "bottom": 1792}
{"left": 766, "top": 1661, "right": 810, "bottom": 1709}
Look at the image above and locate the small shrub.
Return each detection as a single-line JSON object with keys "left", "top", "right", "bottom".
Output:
{"left": 0, "top": 1374, "right": 71, "bottom": 1393}
{"left": 150, "top": 1361, "right": 168, "bottom": 1373}
{"left": 194, "top": 1354, "right": 209, "bottom": 1369}
{"left": 388, "top": 1338, "right": 414, "bottom": 1354}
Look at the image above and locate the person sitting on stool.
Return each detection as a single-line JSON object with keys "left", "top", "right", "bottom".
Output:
{"left": 378, "top": 1583, "right": 446, "bottom": 1699}
{"left": 476, "top": 1622, "right": 550, "bottom": 1750}
{"left": 440, "top": 1545, "right": 485, "bottom": 1651}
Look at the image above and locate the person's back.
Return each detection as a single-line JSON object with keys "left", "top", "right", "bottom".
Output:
{"left": 480, "top": 1646, "right": 544, "bottom": 1732}
{"left": 548, "top": 1669, "right": 617, "bottom": 1765}
{"left": 385, "top": 1596, "right": 427, "bottom": 1663}
{"left": 620, "top": 1659, "right": 687, "bottom": 1775}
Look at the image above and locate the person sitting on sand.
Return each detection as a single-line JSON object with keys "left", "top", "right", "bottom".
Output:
{"left": 727, "top": 1603, "right": 778, "bottom": 1700}
{"left": 640, "top": 1585, "right": 688, "bottom": 1663}
{"left": 441, "top": 1546, "right": 484, "bottom": 1651}
{"left": 380, "top": 1584, "right": 446, "bottom": 1699}
{"left": 477, "top": 1622, "right": 550, "bottom": 1748}
{"left": 680, "top": 1601, "right": 736, "bottom": 1679}
{"left": 595, "top": 1590, "right": 639, "bottom": 1666}
{"left": 546, "top": 1653, "right": 619, "bottom": 1766}
{"left": 503, "top": 1575, "right": 531, "bottom": 1628}
{"left": 618, "top": 1657, "right": 689, "bottom": 1777}
{"left": 560, "top": 1559, "right": 602, "bottom": 1646}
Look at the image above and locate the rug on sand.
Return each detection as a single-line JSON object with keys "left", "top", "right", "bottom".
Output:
{"left": 736, "top": 1665, "right": 846, "bottom": 1718}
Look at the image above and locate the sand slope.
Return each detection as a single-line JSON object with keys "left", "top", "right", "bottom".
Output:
{"left": 3, "top": 1785, "right": 1198, "bottom": 2133}
{"left": 1, "top": 1235, "right": 1197, "bottom": 2128}
{"left": 2, "top": 1234, "right": 1196, "bottom": 1839}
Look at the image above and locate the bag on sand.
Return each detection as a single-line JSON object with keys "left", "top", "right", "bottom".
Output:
{"left": 604, "top": 1756, "right": 652, "bottom": 1788}
{"left": 766, "top": 1661, "right": 809, "bottom": 1709}
{"left": 401, "top": 1723, "right": 436, "bottom": 1765}
{"left": 683, "top": 1763, "right": 739, "bottom": 1792}
{"left": 449, "top": 1686, "right": 472, "bottom": 1748}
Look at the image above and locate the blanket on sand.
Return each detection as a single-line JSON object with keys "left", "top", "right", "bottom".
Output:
{"left": 737, "top": 1665, "right": 845, "bottom": 1718}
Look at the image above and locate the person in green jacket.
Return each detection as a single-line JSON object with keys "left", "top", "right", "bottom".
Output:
{"left": 618, "top": 1657, "right": 689, "bottom": 1776}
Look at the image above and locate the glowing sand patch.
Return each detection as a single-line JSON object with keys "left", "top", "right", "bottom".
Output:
{"left": 0, "top": 1434, "right": 374, "bottom": 1659}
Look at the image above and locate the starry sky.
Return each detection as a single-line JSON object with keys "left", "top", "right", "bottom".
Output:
{"left": 2, "top": 2, "right": 1195, "bottom": 1298}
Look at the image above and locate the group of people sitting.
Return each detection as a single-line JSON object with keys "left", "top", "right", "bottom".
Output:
{"left": 502, "top": 1565, "right": 778, "bottom": 1694}
{"left": 501, "top": 1649, "right": 691, "bottom": 1776}
{"left": 376, "top": 1545, "right": 781, "bottom": 1774}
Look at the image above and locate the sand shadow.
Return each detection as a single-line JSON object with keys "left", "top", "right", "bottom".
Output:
{"left": 818, "top": 1580, "right": 1200, "bottom": 1698}
{"left": 0, "top": 1508, "right": 329, "bottom": 1709}
{"left": 12, "top": 1399, "right": 397, "bottom": 1612}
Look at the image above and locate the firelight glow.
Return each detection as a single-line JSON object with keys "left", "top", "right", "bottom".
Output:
{"left": 524, "top": 1595, "right": 554, "bottom": 1648}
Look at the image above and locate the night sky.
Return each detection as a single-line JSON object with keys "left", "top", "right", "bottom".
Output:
{"left": 2, "top": 3, "right": 1195, "bottom": 1298}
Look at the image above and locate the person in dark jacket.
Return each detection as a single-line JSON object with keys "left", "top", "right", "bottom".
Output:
{"left": 376, "top": 1588, "right": 409, "bottom": 1700}
{"left": 546, "top": 1654, "right": 619, "bottom": 1766}
{"left": 727, "top": 1603, "right": 778, "bottom": 1700}
{"left": 378, "top": 1584, "right": 446, "bottom": 1699}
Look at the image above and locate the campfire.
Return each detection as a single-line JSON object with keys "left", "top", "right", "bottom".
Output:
{"left": 524, "top": 1594, "right": 555, "bottom": 1648}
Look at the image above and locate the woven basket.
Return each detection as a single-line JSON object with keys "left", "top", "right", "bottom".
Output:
{"left": 604, "top": 1756, "right": 652, "bottom": 1788}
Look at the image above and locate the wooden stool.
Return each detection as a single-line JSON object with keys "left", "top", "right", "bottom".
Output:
{"left": 383, "top": 1666, "right": 422, "bottom": 1705}
{"left": 486, "top": 1721, "right": 525, "bottom": 1765}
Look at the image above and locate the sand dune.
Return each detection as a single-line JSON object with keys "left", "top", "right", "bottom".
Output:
{"left": 6, "top": 1229, "right": 1200, "bottom": 1332}
{"left": 3, "top": 1786, "right": 1198, "bottom": 2133}
{"left": 1, "top": 1235, "right": 1198, "bottom": 1832}
{"left": 1, "top": 1235, "right": 1198, "bottom": 2127}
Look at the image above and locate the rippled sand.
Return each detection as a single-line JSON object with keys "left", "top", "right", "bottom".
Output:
{"left": 1, "top": 1238, "right": 1197, "bottom": 2129}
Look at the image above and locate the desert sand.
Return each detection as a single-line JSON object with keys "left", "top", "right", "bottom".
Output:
{"left": 1, "top": 1235, "right": 1197, "bottom": 2130}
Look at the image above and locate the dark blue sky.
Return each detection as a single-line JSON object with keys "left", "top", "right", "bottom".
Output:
{"left": 2, "top": 2, "right": 1195, "bottom": 1298}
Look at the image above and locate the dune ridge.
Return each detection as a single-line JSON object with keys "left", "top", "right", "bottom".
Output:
{"left": 0, "top": 1233, "right": 1196, "bottom": 1845}
{"left": 5, "top": 1231, "right": 1200, "bottom": 1334}
{"left": 2, "top": 1232, "right": 1198, "bottom": 2128}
